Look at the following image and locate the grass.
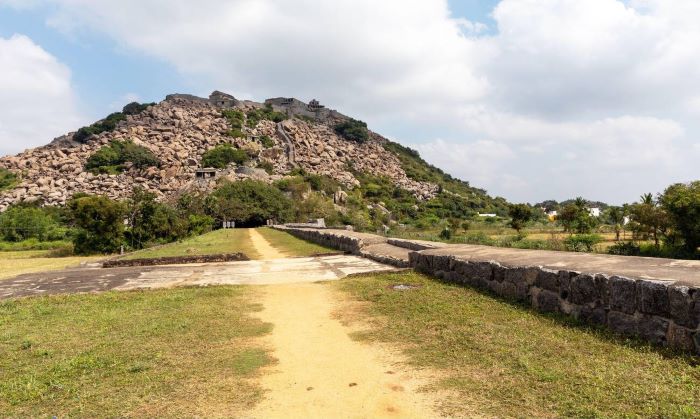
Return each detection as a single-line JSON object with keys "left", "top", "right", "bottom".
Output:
{"left": 122, "top": 229, "right": 261, "bottom": 260}
{"left": 257, "top": 227, "right": 335, "bottom": 257}
{"left": 336, "top": 271, "right": 700, "bottom": 419}
{"left": 0, "top": 251, "right": 102, "bottom": 280}
{"left": 0, "top": 286, "right": 272, "bottom": 417}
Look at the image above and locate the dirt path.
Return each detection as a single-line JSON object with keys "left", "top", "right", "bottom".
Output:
{"left": 245, "top": 228, "right": 438, "bottom": 418}
{"left": 249, "top": 228, "right": 287, "bottom": 259}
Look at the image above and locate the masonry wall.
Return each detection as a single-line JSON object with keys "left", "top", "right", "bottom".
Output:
{"left": 410, "top": 252, "right": 700, "bottom": 354}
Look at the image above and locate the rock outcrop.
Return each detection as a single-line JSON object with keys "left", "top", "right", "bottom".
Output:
{"left": 0, "top": 93, "right": 438, "bottom": 211}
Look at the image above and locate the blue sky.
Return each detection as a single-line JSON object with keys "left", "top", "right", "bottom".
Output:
{"left": 1, "top": 0, "right": 699, "bottom": 204}
{"left": 0, "top": 1, "right": 499, "bottom": 120}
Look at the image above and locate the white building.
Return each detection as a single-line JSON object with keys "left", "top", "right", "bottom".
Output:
{"left": 589, "top": 207, "right": 601, "bottom": 217}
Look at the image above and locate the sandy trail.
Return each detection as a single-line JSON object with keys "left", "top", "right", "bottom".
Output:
{"left": 249, "top": 228, "right": 287, "bottom": 259}
{"left": 247, "top": 229, "right": 439, "bottom": 419}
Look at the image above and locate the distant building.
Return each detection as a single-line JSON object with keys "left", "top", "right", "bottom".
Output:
{"left": 477, "top": 213, "right": 497, "bottom": 218}
{"left": 264, "top": 97, "right": 347, "bottom": 121}
{"left": 589, "top": 207, "right": 601, "bottom": 217}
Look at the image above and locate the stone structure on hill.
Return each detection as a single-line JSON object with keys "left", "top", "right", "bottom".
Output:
{"left": 0, "top": 91, "right": 438, "bottom": 212}
{"left": 265, "top": 97, "right": 348, "bottom": 121}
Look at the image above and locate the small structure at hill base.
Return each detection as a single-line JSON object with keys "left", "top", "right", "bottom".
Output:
{"left": 195, "top": 168, "right": 217, "bottom": 179}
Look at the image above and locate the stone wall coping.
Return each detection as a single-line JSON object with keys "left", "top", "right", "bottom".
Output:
{"left": 419, "top": 244, "right": 700, "bottom": 287}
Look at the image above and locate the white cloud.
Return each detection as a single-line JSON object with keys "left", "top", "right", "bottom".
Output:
{"left": 0, "top": 34, "right": 84, "bottom": 156}
{"left": 3, "top": 0, "right": 700, "bottom": 203}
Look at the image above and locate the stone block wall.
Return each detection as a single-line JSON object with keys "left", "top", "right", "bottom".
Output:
{"left": 275, "top": 227, "right": 365, "bottom": 254}
{"left": 409, "top": 252, "right": 700, "bottom": 353}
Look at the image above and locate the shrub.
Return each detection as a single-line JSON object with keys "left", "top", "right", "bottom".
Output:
{"left": 334, "top": 119, "right": 369, "bottom": 143}
{"left": 257, "top": 161, "right": 275, "bottom": 175}
{"left": 260, "top": 135, "right": 275, "bottom": 148}
{"left": 85, "top": 140, "right": 160, "bottom": 174}
{"left": 439, "top": 227, "right": 452, "bottom": 240}
{"left": 68, "top": 195, "right": 126, "bottom": 255}
{"left": 201, "top": 144, "right": 249, "bottom": 169}
{"left": 0, "top": 168, "right": 18, "bottom": 190}
{"left": 608, "top": 241, "right": 641, "bottom": 256}
{"left": 73, "top": 112, "right": 127, "bottom": 143}
{"left": 0, "top": 205, "right": 67, "bottom": 242}
{"left": 246, "top": 105, "right": 287, "bottom": 128}
{"left": 222, "top": 109, "right": 245, "bottom": 137}
{"left": 564, "top": 234, "right": 603, "bottom": 252}
{"left": 206, "top": 180, "right": 292, "bottom": 226}
{"left": 122, "top": 102, "right": 154, "bottom": 115}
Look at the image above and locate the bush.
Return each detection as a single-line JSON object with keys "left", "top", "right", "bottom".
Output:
{"left": 122, "top": 102, "right": 154, "bottom": 115}
{"left": 68, "top": 195, "right": 126, "bottom": 255}
{"left": 246, "top": 105, "right": 287, "bottom": 128}
{"left": 608, "top": 241, "right": 641, "bottom": 256}
{"left": 334, "top": 119, "right": 369, "bottom": 143}
{"left": 0, "top": 168, "right": 18, "bottom": 190}
{"left": 0, "top": 205, "right": 67, "bottom": 242}
{"left": 260, "top": 135, "right": 275, "bottom": 148}
{"left": 439, "top": 227, "right": 452, "bottom": 240}
{"left": 85, "top": 140, "right": 160, "bottom": 174}
{"left": 257, "top": 161, "right": 275, "bottom": 175}
{"left": 206, "top": 180, "right": 292, "bottom": 226}
{"left": 73, "top": 112, "right": 127, "bottom": 143}
{"left": 222, "top": 109, "right": 245, "bottom": 137}
{"left": 564, "top": 234, "right": 603, "bottom": 252}
{"left": 201, "top": 144, "right": 249, "bottom": 169}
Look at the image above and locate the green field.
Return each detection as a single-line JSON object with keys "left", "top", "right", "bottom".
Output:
{"left": 336, "top": 271, "right": 700, "bottom": 419}
{"left": 121, "top": 228, "right": 261, "bottom": 260}
{"left": 0, "top": 286, "right": 272, "bottom": 417}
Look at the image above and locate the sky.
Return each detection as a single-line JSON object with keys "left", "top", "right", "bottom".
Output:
{"left": 0, "top": 0, "right": 699, "bottom": 205}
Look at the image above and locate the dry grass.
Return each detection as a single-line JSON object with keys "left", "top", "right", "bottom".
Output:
{"left": 336, "top": 271, "right": 700, "bottom": 419}
{"left": 0, "top": 286, "right": 272, "bottom": 418}
{"left": 0, "top": 251, "right": 102, "bottom": 280}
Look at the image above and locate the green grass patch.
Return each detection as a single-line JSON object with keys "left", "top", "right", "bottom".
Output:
{"left": 0, "top": 286, "right": 272, "bottom": 417}
{"left": 257, "top": 228, "right": 335, "bottom": 257}
{"left": 121, "top": 229, "right": 261, "bottom": 260}
{"left": 336, "top": 271, "right": 700, "bottom": 419}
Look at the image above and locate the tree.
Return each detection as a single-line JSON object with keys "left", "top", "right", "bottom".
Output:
{"left": 68, "top": 195, "right": 125, "bottom": 254}
{"left": 557, "top": 197, "right": 596, "bottom": 234}
{"left": 605, "top": 206, "right": 625, "bottom": 241}
{"left": 508, "top": 203, "right": 533, "bottom": 233}
{"left": 628, "top": 193, "right": 668, "bottom": 249}
{"left": 201, "top": 144, "right": 249, "bottom": 169}
{"left": 659, "top": 181, "right": 700, "bottom": 253}
{"left": 334, "top": 119, "right": 369, "bottom": 143}
{"left": 206, "top": 180, "right": 292, "bottom": 226}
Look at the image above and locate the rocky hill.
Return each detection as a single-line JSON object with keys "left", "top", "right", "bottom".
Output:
{"left": 0, "top": 91, "right": 504, "bottom": 215}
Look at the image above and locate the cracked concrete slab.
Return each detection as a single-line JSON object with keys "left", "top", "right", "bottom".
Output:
{"left": 0, "top": 255, "right": 397, "bottom": 300}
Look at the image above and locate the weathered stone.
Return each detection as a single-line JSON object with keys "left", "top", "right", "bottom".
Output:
{"left": 534, "top": 268, "right": 559, "bottom": 292}
{"left": 569, "top": 274, "right": 598, "bottom": 305}
{"left": 637, "top": 315, "right": 669, "bottom": 345}
{"left": 667, "top": 322, "right": 696, "bottom": 351}
{"left": 608, "top": 311, "right": 638, "bottom": 336}
{"left": 578, "top": 306, "right": 607, "bottom": 325}
{"left": 638, "top": 281, "right": 670, "bottom": 317}
{"left": 609, "top": 276, "right": 637, "bottom": 314}
{"left": 535, "top": 289, "right": 560, "bottom": 313}
{"left": 669, "top": 286, "right": 698, "bottom": 329}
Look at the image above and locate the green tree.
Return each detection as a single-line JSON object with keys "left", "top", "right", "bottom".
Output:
{"left": 334, "top": 119, "right": 369, "bottom": 143}
{"left": 68, "top": 195, "right": 125, "bottom": 254}
{"left": 201, "top": 144, "right": 249, "bottom": 169}
{"left": 605, "top": 206, "right": 625, "bottom": 241}
{"left": 659, "top": 181, "right": 700, "bottom": 253}
{"left": 628, "top": 193, "right": 668, "bottom": 249}
{"left": 0, "top": 168, "right": 18, "bottom": 191}
{"left": 508, "top": 203, "right": 533, "bottom": 233}
{"left": 85, "top": 140, "right": 159, "bottom": 173}
{"left": 0, "top": 205, "right": 67, "bottom": 242}
{"left": 558, "top": 197, "right": 596, "bottom": 234}
{"left": 206, "top": 180, "right": 292, "bottom": 226}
